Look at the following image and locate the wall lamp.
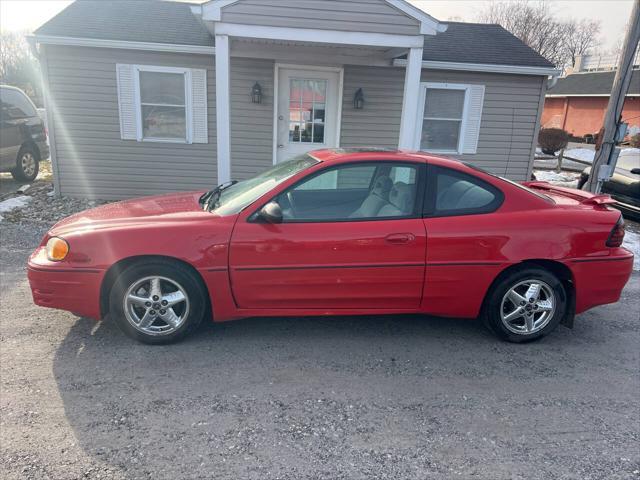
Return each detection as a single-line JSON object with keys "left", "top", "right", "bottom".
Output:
{"left": 353, "top": 88, "right": 365, "bottom": 109}
{"left": 251, "top": 82, "right": 263, "bottom": 104}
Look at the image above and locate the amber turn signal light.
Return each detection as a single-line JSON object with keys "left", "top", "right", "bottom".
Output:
{"left": 46, "top": 237, "right": 69, "bottom": 261}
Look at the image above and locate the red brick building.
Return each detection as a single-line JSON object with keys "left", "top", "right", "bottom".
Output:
{"left": 541, "top": 69, "right": 640, "bottom": 138}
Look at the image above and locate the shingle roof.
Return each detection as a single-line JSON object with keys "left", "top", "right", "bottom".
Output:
{"left": 548, "top": 70, "right": 640, "bottom": 96}
{"left": 35, "top": 1, "right": 553, "bottom": 69}
{"left": 422, "top": 22, "right": 554, "bottom": 68}
{"left": 35, "top": 0, "right": 213, "bottom": 47}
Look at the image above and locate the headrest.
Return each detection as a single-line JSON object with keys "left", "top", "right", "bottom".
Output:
{"left": 371, "top": 176, "right": 393, "bottom": 199}
{"left": 388, "top": 182, "right": 414, "bottom": 212}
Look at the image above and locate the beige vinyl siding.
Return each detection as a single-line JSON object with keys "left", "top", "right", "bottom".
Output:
{"left": 340, "top": 65, "right": 404, "bottom": 148}
{"left": 230, "top": 58, "right": 275, "bottom": 180}
{"left": 421, "top": 70, "right": 546, "bottom": 180}
{"left": 221, "top": 0, "right": 420, "bottom": 35}
{"left": 42, "top": 45, "right": 217, "bottom": 199}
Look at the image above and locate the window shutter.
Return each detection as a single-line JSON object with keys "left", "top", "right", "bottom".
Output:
{"left": 460, "top": 84, "right": 485, "bottom": 154}
{"left": 115, "top": 64, "right": 138, "bottom": 140}
{"left": 190, "top": 69, "right": 208, "bottom": 144}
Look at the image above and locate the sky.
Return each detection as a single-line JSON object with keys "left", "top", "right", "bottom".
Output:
{"left": 0, "top": 0, "right": 634, "bottom": 52}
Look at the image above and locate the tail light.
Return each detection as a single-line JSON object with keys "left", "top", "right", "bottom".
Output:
{"left": 606, "top": 216, "right": 625, "bottom": 247}
{"left": 44, "top": 127, "right": 48, "bottom": 141}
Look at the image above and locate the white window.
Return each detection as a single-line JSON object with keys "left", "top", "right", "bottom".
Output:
{"left": 414, "top": 82, "right": 485, "bottom": 155}
{"left": 116, "top": 64, "right": 208, "bottom": 144}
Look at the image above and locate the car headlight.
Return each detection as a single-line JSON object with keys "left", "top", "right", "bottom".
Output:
{"left": 46, "top": 237, "right": 69, "bottom": 261}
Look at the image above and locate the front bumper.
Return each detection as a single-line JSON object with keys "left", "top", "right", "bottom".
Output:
{"left": 27, "top": 248, "right": 104, "bottom": 319}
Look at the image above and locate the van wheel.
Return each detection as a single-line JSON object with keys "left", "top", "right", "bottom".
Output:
{"left": 483, "top": 267, "right": 566, "bottom": 343}
{"left": 12, "top": 146, "right": 39, "bottom": 181}
{"left": 109, "top": 261, "right": 207, "bottom": 344}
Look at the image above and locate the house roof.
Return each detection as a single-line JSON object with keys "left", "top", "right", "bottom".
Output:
{"left": 547, "top": 70, "right": 640, "bottom": 96}
{"left": 422, "top": 22, "right": 554, "bottom": 68}
{"left": 35, "top": 0, "right": 214, "bottom": 47}
{"left": 35, "top": 0, "right": 553, "bottom": 69}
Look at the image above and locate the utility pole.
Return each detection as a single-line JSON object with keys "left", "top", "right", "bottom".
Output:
{"left": 586, "top": 0, "right": 640, "bottom": 193}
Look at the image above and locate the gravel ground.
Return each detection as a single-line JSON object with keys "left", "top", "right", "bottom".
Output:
{"left": 1, "top": 218, "right": 639, "bottom": 479}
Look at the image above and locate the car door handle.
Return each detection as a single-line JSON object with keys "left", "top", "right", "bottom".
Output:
{"left": 385, "top": 233, "right": 414, "bottom": 244}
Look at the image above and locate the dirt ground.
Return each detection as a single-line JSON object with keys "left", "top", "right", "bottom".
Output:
{"left": 1, "top": 222, "right": 639, "bottom": 480}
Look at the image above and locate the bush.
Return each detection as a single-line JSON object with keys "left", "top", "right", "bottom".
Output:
{"left": 538, "top": 128, "right": 569, "bottom": 155}
{"left": 630, "top": 134, "right": 640, "bottom": 148}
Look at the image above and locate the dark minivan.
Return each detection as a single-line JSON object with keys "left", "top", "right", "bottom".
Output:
{"left": 1, "top": 85, "right": 49, "bottom": 181}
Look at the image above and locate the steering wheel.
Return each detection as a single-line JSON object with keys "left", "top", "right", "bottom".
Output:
{"left": 286, "top": 190, "right": 298, "bottom": 217}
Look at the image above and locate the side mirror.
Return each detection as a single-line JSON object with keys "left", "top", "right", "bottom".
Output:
{"left": 630, "top": 168, "right": 640, "bottom": 175}
{"left": 258, "top": 201, "right": 283, "bottom": 223}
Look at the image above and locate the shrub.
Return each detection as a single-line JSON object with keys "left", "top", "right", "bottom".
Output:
{"left": 538, "top": 128, "right": 569, "bottom": 155}
{"left": 630, "top": 133, "right": 640, "bottom": 148}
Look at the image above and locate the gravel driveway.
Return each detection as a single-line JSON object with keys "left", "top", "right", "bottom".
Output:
{"left": 1, "top": 220, "right": 638, "bottom": 480}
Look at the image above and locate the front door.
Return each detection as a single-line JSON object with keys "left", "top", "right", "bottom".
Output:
{"left": 276, "top": 67, "right": 340, "bottom": 163}
{"left": 229, "top": 161, "right": 427, "bottom": 310}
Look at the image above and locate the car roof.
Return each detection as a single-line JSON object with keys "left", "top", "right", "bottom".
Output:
{"left": 308, "top": 148, "right": 465, "bottom": 169}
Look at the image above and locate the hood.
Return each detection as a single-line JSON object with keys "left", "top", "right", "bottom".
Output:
{"left": 50, "top": 190, "right": 210, "bottom": 234}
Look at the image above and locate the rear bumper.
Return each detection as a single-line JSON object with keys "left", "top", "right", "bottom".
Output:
{"left": 570, "top": 250, "right": 634, "bottom": 314}
{"left": 27, "top": 249, "right": 104, "bottom": 319}
{"left": 36, "top": 140, "right": 50, "bottom": 161}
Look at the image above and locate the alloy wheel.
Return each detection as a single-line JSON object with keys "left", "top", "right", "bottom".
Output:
{"left": 500, "top": 279, "right": 556, "bottom": 335}
{"left": 123, "top": 276, "right": 190, "bottom": 336}
{"left": 20, "top": 152, "right": 36, "bottom": 177}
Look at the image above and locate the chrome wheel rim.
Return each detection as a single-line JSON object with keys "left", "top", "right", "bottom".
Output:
{"left": 500, "top": 279, "right": 555, "bottom": 335}
{"left": 123, "top": 276, "right": 189, "bottom": 336}
{"left": 21, "top": 152, "right": 36, "bottom": 177}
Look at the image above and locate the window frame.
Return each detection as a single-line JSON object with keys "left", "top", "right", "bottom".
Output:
{"left": 133, "top": 65, "right": 193, "bottom": 144}
{"left": 251, "top": 161, "right": 427, "bottom": 224}
{"left": 414, "top": 82, "right": 472, "bottom": 155}
{"left": 423, "top": 164, "right": 504, "bottom": 218}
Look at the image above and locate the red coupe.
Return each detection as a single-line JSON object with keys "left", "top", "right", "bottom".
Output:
{"left": 28, "top": 149, "right": 634, "bottom": 344}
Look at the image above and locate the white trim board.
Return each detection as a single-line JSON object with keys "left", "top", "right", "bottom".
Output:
{"left": 31, "top": 34, "right": 215, "bottom": 55}
{"left": 394, "top": 59, "right": 560, "bottom": 77}
{"left": 214, "top": 23, "right": 424, "bottom": 49}
{"left": 546, "top": 94, "right": 638, "bottom": 97}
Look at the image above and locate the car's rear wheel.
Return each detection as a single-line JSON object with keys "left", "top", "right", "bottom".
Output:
{"left": 483, "top": 267, "right": 566, "bottom": 343}
{"left": 12, "top": 146, "right": 39, "bottom": 181}
{"left": 109, "top": 261, "right": 207, "bottom": 344}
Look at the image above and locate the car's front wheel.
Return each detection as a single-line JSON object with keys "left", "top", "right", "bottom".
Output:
{"left": 484, "top": 267, "right": 567, "bottom": 343}
{"left": 109, "top": 261, "right": 207, "bottom": 344}
{"left": 12, "top": 146, "right": 39, "bottom": 181}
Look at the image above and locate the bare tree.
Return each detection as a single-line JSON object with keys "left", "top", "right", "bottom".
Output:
{"left": 0, "top": 31, "right": 42, "bottom": 105}
{"left": 478, "top": 1, "right": 600, "bottom": 68}
{"left": 563, "top": 19, "right": 601, "bottom": 67}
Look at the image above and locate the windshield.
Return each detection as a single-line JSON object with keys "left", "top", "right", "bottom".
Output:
{"left": 211, "top": 154, "right": 318, "bottom": 215}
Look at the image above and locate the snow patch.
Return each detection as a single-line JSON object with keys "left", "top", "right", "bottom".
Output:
{"left": 623, "top": 230, "right": 639, "bottom": 272}
{"left": 0, "top": 195, "right": 32, "bottom": 222}
{"left": 533, "top": 170, "right": 580, "bottom": 188}
{"left": 563, "top": 148, "right": 595, "bottom": 163}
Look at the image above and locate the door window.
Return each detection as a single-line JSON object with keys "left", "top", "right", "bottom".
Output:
{"left": 276, "top": 163, "right": 420, "bottom": 222}
{"left": 289, "top": 79, "right": 326, "bottom": 144}
{"left": 0, "top": 88, "right": 37, "bottom": 119}
{"left": 425, "top": 166, "right": 503, "bottom": 217}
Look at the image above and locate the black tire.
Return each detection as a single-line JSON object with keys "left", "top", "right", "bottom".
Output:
{"left": 12, "top": 146, "right": 39, "bottom": 182}
{"left": 109, "top": 260, "right": 207, "bottom": 344}
{"left": 483, "top": 267, "right": 567, "bottom": 343}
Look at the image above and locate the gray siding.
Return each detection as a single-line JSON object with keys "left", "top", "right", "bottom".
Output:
{"left": 230, "top": 58, "right": 275, "bottom": 180}
{"left": 340, "top": 65, "right": 404, "bottom": 148}
{"left": 421, "top": 69, "right": 545, "bottom": 180}
{"left": 221, "top": 0, "right": 420, "bottom": 35}
{"left": 42, "top": 45, "right": 217, "bottom": 199}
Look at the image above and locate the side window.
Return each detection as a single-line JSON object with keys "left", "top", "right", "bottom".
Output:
{"left": 426, "top": 166, "right": 503, "bottom": 217}
{"left": 0, "top": 88, "right": 36, "bottom": 119}
{"left": 276, "top": 163, "right": 419, "bottom": 222}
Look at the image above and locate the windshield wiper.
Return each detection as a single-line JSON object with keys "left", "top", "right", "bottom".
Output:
{"left": 199, "top": 180, "right": 237, "bottom": 212}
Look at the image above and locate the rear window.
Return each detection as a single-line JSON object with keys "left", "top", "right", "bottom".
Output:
{"left": 463, "top": 162, "right": 553, "bottom": 203}
{"left": 0, "top": 87, "right": 37, "bottom": 119}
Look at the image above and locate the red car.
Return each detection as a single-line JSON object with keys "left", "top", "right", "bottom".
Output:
{"left": 28, "top": 149, "right": 634, "bottom": 344}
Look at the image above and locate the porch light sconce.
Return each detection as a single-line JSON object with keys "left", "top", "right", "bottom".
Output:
{"left": 250, "top": 82, "right": 263, "bottom": 104}
{"left": 353, "top": 88, "right": 365, "bottom": 109}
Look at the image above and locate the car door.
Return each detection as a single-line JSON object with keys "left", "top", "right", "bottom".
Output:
{"left": 229, "top": 161, "right": 427, "bottom": 310}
